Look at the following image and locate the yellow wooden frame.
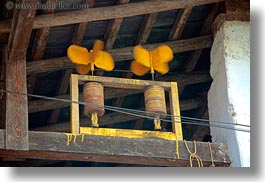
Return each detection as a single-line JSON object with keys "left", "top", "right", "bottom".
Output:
{"left": 70, "top": 74, "right": 183, "bottom": 141}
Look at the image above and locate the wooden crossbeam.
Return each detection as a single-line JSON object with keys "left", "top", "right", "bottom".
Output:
{"left": 0, "top": 130, "right": 231, "bottom": 167}
{"left": 183, "top": 4, "right": 219, "bottom": 72}
{"left": 28, "top": 73, "right": 211, "bottom": 113}
{"left": 5, "top": 0, "right": 38, "bottom": 150}
{"left": 31, "top": 0, "right": 224, "bottom": 29}
{"left": 48, "top": 0, "right": 95, "bottom": 124}
{"left": 0, "top": 0, "right": 224, "bottom": 33}
{"left": 26, "top": 35, "right": 213, "bottom": 75}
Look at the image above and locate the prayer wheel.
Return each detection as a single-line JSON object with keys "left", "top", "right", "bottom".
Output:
{"left": 83, "top": 82, "right": 105, "bottom": 127}
{"left": 144, "top": 86, "right": 167, "bottom": 130}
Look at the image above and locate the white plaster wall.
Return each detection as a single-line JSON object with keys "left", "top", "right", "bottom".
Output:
{"left": 208, "top": 21, "right": 250, "bottom": 167}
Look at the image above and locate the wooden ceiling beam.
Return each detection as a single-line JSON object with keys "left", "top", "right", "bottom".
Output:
{"left": 27, "top": 0, "right": 58, "bottom": 96}
{"left": 31, "top": 0, "right": 224, "bottom": 29}
{"left": 112, "top": 12, "right": 158, "bottom": 108}
{"left": 0, "top": 0, "right": 224, "bottom": 33}
{"left": 96, "top": 0, "right": 130, "bottom": 76}
{"left": 130, "top": 12, "right": 158, "bottom": 129}
{"left": 26, "top": 35, "right": 213, "bottom": 75}
{"left": 168, "top": 8, "right": 192, "bottom": 41}
{"left": 104, "top": 0, "right": 130, "bottom": 50}
{"left": 28, "top": 73, "right": 211, "bottom": 113}
{"left": 48, "top": 0, "right": 95, "bottom": 124}
{"left": 183, "top": 4, "right": 219, "bottom": 72}
{"left": 0, "top": 130, "right": 231, "bottom": 167}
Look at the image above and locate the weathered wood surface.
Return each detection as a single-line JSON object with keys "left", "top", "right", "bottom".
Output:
{"left": 0, "top": 130, "right": 230, "bottom": 167}
{"left": 7, "top": 1, "right": 37, "bottom": 62}
{"left": 184, "top": 4, "right": 218, "bottom": 72}
{"left": 33, "top": 97, "right": 203, "bottom": 132}
{"left": 5, "top": 1, "right": 37, "bottom": 150}
{"left": 5, "top": 56, "right": 29, "bottom": 150}
{"left": 104, "top": 0, "right": 130, "bottom": 49}
{"left": 0, "top": 0, "right": 224, "bottom": 32}
{"left": 78, "top": 75, "right": 171, "bottom": 90}
{"left": 114, "top": 12, "right": 158, "bottom": 125}
{"left": 212, "top": 13, "right": 250, "bottom": 35}
{"left": 136, "top": 13, "right": 158, "bottom": 44}
{"left": 26, "top": 35, "right": 213, "bottom": 75}
{"left": 31, "top": 0, "right": 224, "bottom": 29}
{"left": 0, "top": 20, "right": 11, "bottom": 33}
{"left": 27, "top": 0, "right": 58, "bottom": 97}
{"left": 168, "top": 8, "right": 192, "bottom": 41}
{"left": 28, "top": 73, "right": 211, "bottom": 113}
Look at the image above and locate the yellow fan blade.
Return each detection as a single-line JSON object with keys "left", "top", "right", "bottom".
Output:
{"left": 153, "top": 62, "right": 170, "bottom": 75}
{"left": 93, "top": 40, "right": 104, "bottom": 53}
{"left": 151, "top": 45, "right": 173, "bottom": 66}
{"left": 130, "top": 60, "right": 149, "bottom": 76}
{"left": 67, "top": 45, "right": 91, "bottom": 65}
{"left": 76, "top": 64, "right": 91, "bottom": 75}
{"left": 133, "top": 45, "right": 151, "bottom": 68}
{"left": 94, "top": 51, "right": 115, "bottom": 71}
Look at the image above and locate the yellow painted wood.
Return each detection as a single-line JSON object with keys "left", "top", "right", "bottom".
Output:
{"left": 169, "top": 82, "right": 183, "bottom": 140}
{"left": 77, "top": 74, "right": 171, "bottom": 91}
{"left": 70, "top": 74, "right": 80, "bottom": 134}
{"left": 80, "top": 127, "right": 176, "bottom": 140}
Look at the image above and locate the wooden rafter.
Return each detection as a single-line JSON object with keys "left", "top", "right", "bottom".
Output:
{"left": 5, "top": 0, "right": 38, "bottom": 150}
{"left": 111, "top": 12, "right": 158, "bottom": 107}
{"left": 48, "top": 0, "right": 95, "bottom": 124}
{"left": 0, "top": 130, "right": 231, "bottom": 167}
{"left": 183, "top": 4, "right": 219, "bottom": 72}
{"left": 131, "top": 12, "right": 158, "bottom": 129}
{"left": 96, "top": 0, "right": 130, "bottom": 76}
{"left": 162, "top": 7, "right": 192, "bottom": 130}
{"left": 168, "top": 8, "right": 192, "bottom": 41}
{"left": 26, "top": 35, "right": 213, "bottom": 75}
{"left": 27, "top": 0, "right": 58, "bottom": 96}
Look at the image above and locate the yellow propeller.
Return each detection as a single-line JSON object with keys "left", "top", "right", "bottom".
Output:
{"left": 130, "top": 44, "right": 173, "bottom": 80}
{"left": 67, "top": 40, "right": 115, "bottom": 75}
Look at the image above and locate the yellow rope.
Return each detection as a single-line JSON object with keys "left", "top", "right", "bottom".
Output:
{"left": 208, "top": 142, "right": 215, "bottom": 167}
{"left": 183, "top": 140, "right": 203, "bottom": 167}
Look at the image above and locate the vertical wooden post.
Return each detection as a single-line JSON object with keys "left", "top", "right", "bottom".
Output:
{"left": 5, "top": 57, "right": 29, "bottom": 150}
{"left": 169, "top": 82, "right": 183, "bottom": 140}
{"left": 70, "top": 74, "right": 80, "bottom": 134}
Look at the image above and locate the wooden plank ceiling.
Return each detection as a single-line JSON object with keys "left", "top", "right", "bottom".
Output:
{"left": 0, "top": 0, "right": 225, "bottom": 166}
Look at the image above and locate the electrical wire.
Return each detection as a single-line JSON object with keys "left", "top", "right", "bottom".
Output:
{"left": 0, "top": 89, "right": 250, "bottom": 132}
